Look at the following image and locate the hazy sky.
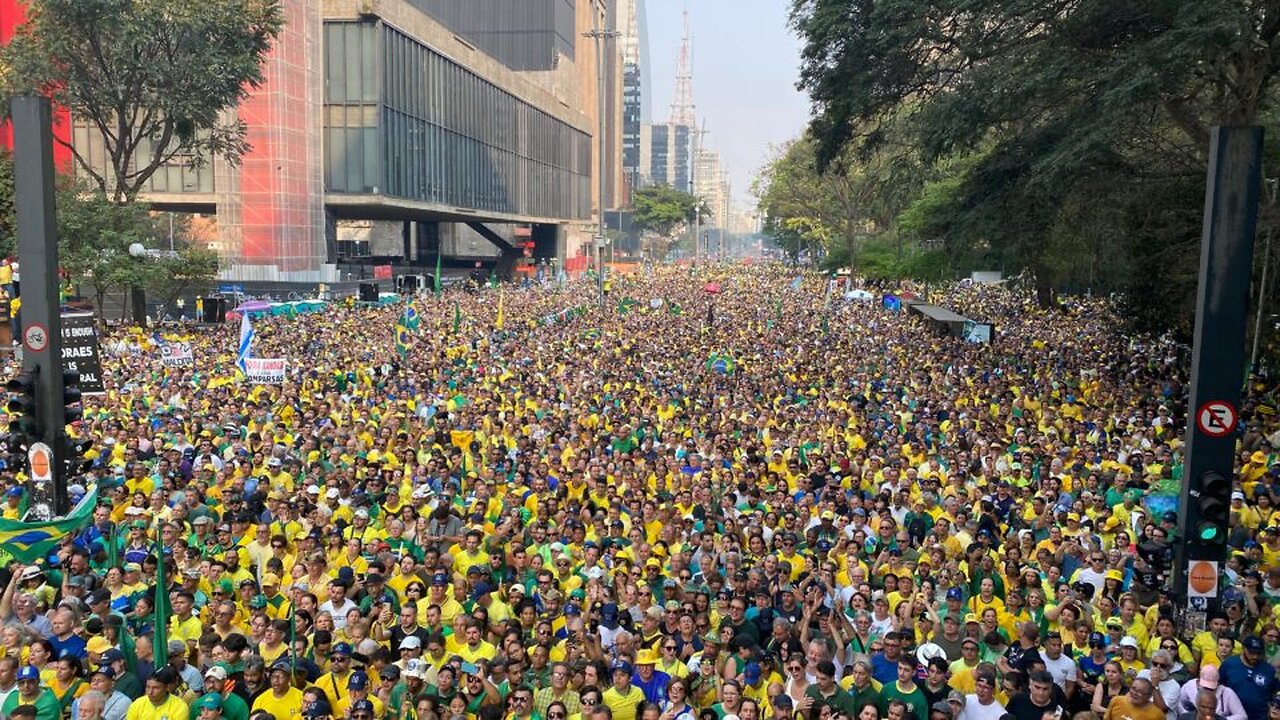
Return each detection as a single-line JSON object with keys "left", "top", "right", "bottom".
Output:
{"left": 643, "top": 0, "right": 811, "bottom": 209}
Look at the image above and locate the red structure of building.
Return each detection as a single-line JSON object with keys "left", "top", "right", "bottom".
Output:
{"left": 0, "top": 0, "right": 72, "bottom": 170}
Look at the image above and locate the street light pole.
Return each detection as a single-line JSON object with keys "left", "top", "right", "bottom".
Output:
{"left": 584, "top": 2, "right": 618, "bottom": 307}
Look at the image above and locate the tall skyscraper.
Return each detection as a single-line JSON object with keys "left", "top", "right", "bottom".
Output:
{"left": 694, "top": 147, "right": 728, "bottom": 230}
{"left": 618, "top": 0, "right": 647, "bottom": 199}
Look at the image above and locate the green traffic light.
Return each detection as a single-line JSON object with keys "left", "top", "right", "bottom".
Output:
{"left": 1198, "top": 523, "right": 1221, "bottom": 542}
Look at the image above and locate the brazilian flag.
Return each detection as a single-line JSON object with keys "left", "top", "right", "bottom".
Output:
{"left": 706, "top": 352, "right": 736, "bottom": 375}
{"left": 668, "top": 302, "right": 684, "bottom": 316}
{"left": 617, "top": 297, "right": 639, "bottom": 315}
{"left": 403, "top": 302, "right": 421, "bottom": 331}
{"left": 394, "top": 323, "right": 412, "bottom": 357}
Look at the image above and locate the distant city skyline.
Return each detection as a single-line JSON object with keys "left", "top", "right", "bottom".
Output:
{"left": 643, "top": 0, "right": 809, "bottom": 208}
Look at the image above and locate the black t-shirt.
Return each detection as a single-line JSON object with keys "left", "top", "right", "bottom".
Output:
{"left": 390, "top": 624, "right": 432, "bottom": 650}
{"left": 1004, "top": 688, "right": 1068, "bottom": 720}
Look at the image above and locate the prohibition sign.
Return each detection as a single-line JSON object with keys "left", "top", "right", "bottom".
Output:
{"left": 1196, "top": 400, "right": 1238, "bottom": 438}
{"left": 22, "top": 323, "right": 48, "bottom": 353}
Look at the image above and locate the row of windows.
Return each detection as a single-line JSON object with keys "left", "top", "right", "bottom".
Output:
{"left": 72, "top": 123, "right": 215, "bottom": 195}
{"left": 323, "top": 21, "right": 591, "bottom": 220}
{"left": 407, "top": 0, "right": 574, "bottom": 71}
{"left": 380, "top": 26, "right": 587, "bottom": 173}
{"left": 381, "top": 109, "right": 589, "bottom": 217}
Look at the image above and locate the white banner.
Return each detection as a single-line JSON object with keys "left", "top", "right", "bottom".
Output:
{"left": 159, "top": 342, "right": 193, "bottom": 367}
{"left": 244, "top": 358, "right": 287, "bottom": 384}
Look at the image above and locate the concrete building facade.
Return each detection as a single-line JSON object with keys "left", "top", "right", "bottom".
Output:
{"left": 13, "top": 0, "right": 626, "bottom": 282}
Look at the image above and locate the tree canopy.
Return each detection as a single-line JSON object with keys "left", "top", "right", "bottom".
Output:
{"left": 1, "top": 0, "right": 283, "bottom": 203}
{"left": 782, "top": 0, "right": 1280, "bottom": 333}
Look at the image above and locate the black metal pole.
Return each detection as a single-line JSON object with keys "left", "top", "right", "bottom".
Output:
{"left": 10, "top": 95, "right": 68, "bottom": 518}
{"left": 1174, "top": 126, "right": 1264, "bottom": 617}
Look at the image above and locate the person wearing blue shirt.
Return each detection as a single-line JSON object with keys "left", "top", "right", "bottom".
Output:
{"left": 870, "top": 631, "right": 906, "bottom": 684}
{"left": 1219, "top": 634, "right": 1277, "bottom": 719}
{"left": 630, "top": 650, "right": 670, "bottom": 704}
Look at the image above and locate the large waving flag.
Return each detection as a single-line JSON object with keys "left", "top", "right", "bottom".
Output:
{"left": 404, "top": 301, "right": 421, "bottom": 331}
{"left": 0, "top": 486, "right": 98, "bottom": 562}
{"left": 236, "top": 314, "right": 254, "bottom": 373}
{"left": 394, "top": 323, "right": 412, "bottom": 357}
{"left": 394, "top": 305, "right": 414, "bottom": 357}
{"left": 706, "top": 352, "right": 736, "bottom": 375}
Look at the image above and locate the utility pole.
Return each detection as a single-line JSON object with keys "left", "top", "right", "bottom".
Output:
{"left": 10, "top": 96, "right": 70, "bottom": 518}
{"left": 1175, "top": 126, "right": 1264, "bottom": 619}
{"left": 584, "top": 1, "right": 619, "bottom": 307}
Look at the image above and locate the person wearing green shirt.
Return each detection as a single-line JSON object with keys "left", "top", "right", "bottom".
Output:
{"left": 879, "top": 657, "right": 929, "bottom": 720}
{"left": 189, "top": 693, "right": 225, "bottom": 720}
{"left": 389, "top": 661, "right": 429, "bottom": 720}
{"left": 803, "top": 660, "right": 858, "bottom": 717}
{"left": 4, "top": 666, "right": 65, "bottom": 720}
{"left": 198, "top": 666, "right": 248, "bottom": 720}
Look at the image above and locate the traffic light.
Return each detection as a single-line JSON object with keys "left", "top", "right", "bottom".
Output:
{"left": 1193, "top": 470, "right": 1231, "bottom": 544}
{"left": 65, "top": 437, "right": 93, "bottom": 476}
{"left": 62, "top": 370, "right": 81, "bottom": 424}
{"left": 5, "top": 369, "right": 39, "bottom": 442}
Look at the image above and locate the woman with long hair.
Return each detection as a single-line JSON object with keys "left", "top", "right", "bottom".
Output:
{"left": 1090, "top": 661, "right": 1128, "bottom": 718}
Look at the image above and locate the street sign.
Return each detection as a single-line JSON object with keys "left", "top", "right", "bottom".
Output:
{"left": 1196, "top": 400, "right": 1238, "bottom": 437}
{"left": 27, "top": 442, "right": 52, "bottom": 483}
{"left": 22, "top": 323, "right": 47, "bottom": 353}
{"left": 1187, "top": 560, "right": 1220, "bottom": 598}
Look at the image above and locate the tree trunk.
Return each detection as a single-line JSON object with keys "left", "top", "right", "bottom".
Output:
{"left": 130, "top": 285, "right": 146, "bottom": 325}
{"left": 1035, "top": 279, "right": 1053, "bottom": 308}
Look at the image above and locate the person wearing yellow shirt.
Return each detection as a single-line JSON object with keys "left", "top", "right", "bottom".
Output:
{"left": 1115, "top": 637, "right": 1146, "bottom": 680}
{"left": 602, "top": 665, "right": 645, "bottom": 720}
{"left": 126, "top": 669, "right": 189, "bottom": 720}
{"left": 1191, "top": 615, "right": 1235, "bottom": 665}
{"left": 168, "top": 592, "right": 203, "bottom": 648}
{"left": 452, "top": 530, "right": 490, "bottom": 571}
{"left": 454, "top": 620, "right": 497, "bottom": 664}
{"left": 312, "top": 643, "right": 356, "bottom": 705}
{"left": 0, "top": 487, "right": 22, "bottom": 520}
{"left": 252, "top": 662, "right": 304, "bottom": 720}
{"left": 332, "top": 672, "right": 385, "bottom": 720}
{"left": 333, "top": 539, "right": 371, "bottom": 577}
{"left": 342, "top": 509, "right": 385, "bottom": 545}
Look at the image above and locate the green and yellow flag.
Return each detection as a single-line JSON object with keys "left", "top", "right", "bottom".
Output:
{"left": 0, "top": 487, "right": 97, "bottom": 562}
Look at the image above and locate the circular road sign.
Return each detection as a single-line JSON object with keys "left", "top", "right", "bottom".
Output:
{"left": 22, "top": 323, "right": 48, "bottom": 353}
{"left": 1196, "top": 400, "right": 1238, "bottom": 438}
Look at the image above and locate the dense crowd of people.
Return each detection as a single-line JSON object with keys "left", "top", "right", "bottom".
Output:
{"left": 0, "top": 265, "right": 1272, "bottom": 720}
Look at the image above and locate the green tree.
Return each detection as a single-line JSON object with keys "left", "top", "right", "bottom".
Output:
{"left": 754, "top": 130, "right": 928, "bottom": 270}
{"left": 1, "top": 0, "right": 283, "bottom": 203}
{"left": 631, "top": 185, "right": 703, "bottom": 259}
{"left": 57, "top": 189, "right": 218, "bottom": 321}
{"left": 789, "top": 0, "right": 1280, "bottom": 325}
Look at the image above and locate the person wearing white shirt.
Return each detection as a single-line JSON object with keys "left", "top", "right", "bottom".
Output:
{"left": 959, "top": 671, "right": 1006, "bottom": 720}
{"left": 1040, "top": 632, "right": 1078, "bottom": 699}
{"left": 1140, "top": 651, "right": 1181, "bottom": 720}
{"left": 318, "top": 581, "right": 359, "bottom": 631}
